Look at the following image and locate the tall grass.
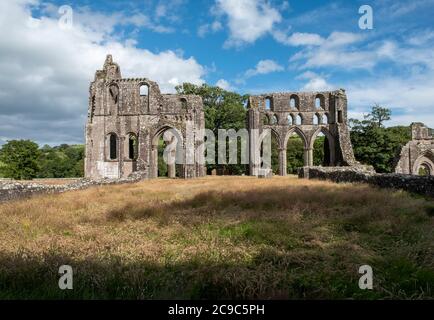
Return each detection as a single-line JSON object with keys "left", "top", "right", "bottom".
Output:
{"left": 0, "top": 176, "right": 433, "bottom": 299}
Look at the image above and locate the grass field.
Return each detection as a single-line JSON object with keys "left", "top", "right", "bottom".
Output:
{"left": 0, "top": 176, "right": 433, "bottom": 299}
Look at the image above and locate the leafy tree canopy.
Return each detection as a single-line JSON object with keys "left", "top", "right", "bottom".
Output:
{"left": 176, "top": 83, "right": 249, "bottom": 174}
{"left": 0, "top": 140, "right": 41, "bottom": 180}
{"left": 350, "top": 106, "right": 411, "bottom": 173}
{"left": 0, "top": 142, "right": 84, "bottom": 180}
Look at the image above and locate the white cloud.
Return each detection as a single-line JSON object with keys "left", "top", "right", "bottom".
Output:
{"left": 153, "top": 0, "right": 187, "bottom": 23}
{"left": 302, "top": 77, "right": 333, "bottom": 91}
{"left": 289, "top": 32, "right": 381, "bottom": 70}
{"left": 0, "top": 0, "right": 205, "bottom": 145}
{"left": 280, "top": 1, "right": 290, "bottom": 11}
{"left": 215, "top": 0, "right": 282, "bottom": 47}
{"left": 245, "top": 59, "right": 284, "bottom": 78}
{"left": 297, "top": 71, "right": 333, "bottom": 91}
{"left": 198, "top": 21, "right": 223, "bottom": 38}
{"left": 407, "top": 29, "right": 434, "bottom": 46}
{"left": 274, "top": 32, "right": 324, "bottom": 46}
{"left": 389, "top": 0, "right": 434, "bottom": 17}
{"left": 155, "top": 3, "right": 167, "bottom": 19}
{"left": 216, "top": 79, "right": 233, "bottom": 90}
{"left": 212, "top": 21, "right": 223, "bottom": 32}
{"left": 342, "top": 69, "right": 434, "bottom": 128}
{"left": 288, "top": 29, "right": 434, "bottom": 127}
{"left": 42, "top": 3, "right": 175, "bottom": 35}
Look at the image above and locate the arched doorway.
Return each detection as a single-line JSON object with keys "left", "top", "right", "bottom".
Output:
{"left": 413, "top": 152, "right": 434, "bottom": 176}
{"left": 284, "top": 128, "right": 308, "bottom": 175}
{"left": 418, "top": 163, "right": 431, "bottom": 176}
{"left": 310, "top": 128, "right": 335, "bottom": 166}
{"left": 151, "top": 127, "right": 184, "bottom": 178}
{"left": 258, "top": 129, "right": 282, "bottom": 176}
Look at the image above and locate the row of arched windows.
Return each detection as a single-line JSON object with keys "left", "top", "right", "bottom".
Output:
{"left": 263, "top": 113, "right": 329, "bottom": 126}
{"left": 108, "top": 133, "right": 138, "bottom": 161}
{"left": 264, "top": 95, "right": 326, "bottom": 111}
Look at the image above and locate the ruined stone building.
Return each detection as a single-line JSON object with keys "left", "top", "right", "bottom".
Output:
{"left": 395, "top": 122, "right": 434, "bottom": 176}
{"left": 85, "top": 55, "right": 359, "bottom": 180}
{"left": 247, "top": 90, "right": 357, "bottom": 176}
{"left": 85, "top": 55, "right": 206, "bottom": 179}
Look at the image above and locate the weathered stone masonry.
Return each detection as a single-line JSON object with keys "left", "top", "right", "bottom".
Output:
{"left": 300, "top": 166, "right": 434, "bottom": 198}
{"left": 247, "top": 89, "right": 357, "bottom": 176}
{"left": 85, "top": 55, "right": 206, "bottom": 180}
{"left": 395, "top": 122, "right": 434, "bottom": 176}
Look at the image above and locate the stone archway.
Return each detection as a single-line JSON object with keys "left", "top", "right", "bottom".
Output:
{"left": 418, "top": 163, "right": 432, "bottom": 176}
{"left": 309, "top": 127, "right": 336, "bottom": 166}
{"left": 247, "top": 90, "right": 357, "bottom": 177}
{"left": 150, "top": 126, "right": 184, "bottom": 179}
{"left": 413, "top": 152, "right": 434, "bottom": 176}
{"left": 283, "top": 127, "right": 309, "bottom": 175}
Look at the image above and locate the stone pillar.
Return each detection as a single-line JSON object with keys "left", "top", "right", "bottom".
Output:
{"left": 303, "top": 148, "right": 312, "bottom": 167}
{"left": 308, "top": 148, "right": 313, "bottom": 167}
{"left": 151, "top": 145, "right": 158, "bottom": 178}
{"left": 278, "top": 148, "right": 287, "bottom": 176}
{"left": 168, "top": 164, "right": 176, "bottom": 178}
{"left": 167, "top": 150, "right": 176, "bottom": 178}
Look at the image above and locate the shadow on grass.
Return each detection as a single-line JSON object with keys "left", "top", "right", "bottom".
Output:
{"left": 1, "top": 185, "right": 433, "bottom": 299}
{"left": 1, "top": 245, "right": 432, "bottom": 299}
{"left": 0, "top": 248, "right": 404, "bottom": 300}
{"left": 106, "top": 184, "right": 434, "bottom": 227}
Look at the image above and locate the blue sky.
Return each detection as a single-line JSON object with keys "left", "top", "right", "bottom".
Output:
{"left": 1, "top": 0, "right": 434, "bottom": 145}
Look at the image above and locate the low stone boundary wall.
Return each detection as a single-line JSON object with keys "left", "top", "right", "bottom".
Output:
{"left": 299, "top": 166, "right": 434, "bottom": 198}
{"left": 0, "top": 171, "right": 147, "bottom": 202}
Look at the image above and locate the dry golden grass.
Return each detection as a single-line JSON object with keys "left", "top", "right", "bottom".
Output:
{"left": 0, "top": 176, "right": 433, "bottom": 299}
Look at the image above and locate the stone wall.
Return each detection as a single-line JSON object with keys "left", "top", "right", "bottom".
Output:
{"left": 395, "top": 123, "right": 434, "bottom": 176}
{"left": 0, "top": 171, "right": 147, "bottom": 202}
{"left": 299, "top": 166, "right": 434, "bottom": 197}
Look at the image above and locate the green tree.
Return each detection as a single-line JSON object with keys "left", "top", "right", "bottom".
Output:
{"left": 313, "top": 136, "right": 326, "bottom": 166}
{"left": 286, "top": 136, "right": 304, "bottom": 174}
{"left": 366, "top": 104, "right": 391, "bottom": 127}
{"left": 0, "top": 140, "right": 41, "bottom": 180}
{"left": 38, "top": 144, "right": 84, "bottom": 178}
{"left": 350, "top": 107, "right": 411, "bottom": 173}
{"left": 176, "top": 83, "right": 248, "bottom": 175}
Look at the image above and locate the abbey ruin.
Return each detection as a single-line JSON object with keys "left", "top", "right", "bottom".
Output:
{"left": 85, "top": 55, "right": 361, "bottom": 180}
{"left": 84, "top": 55, "right": 433, "bottom": 181}
{"left": 85, "top": 55, "right": 206, "bottom": 180}
{"left": 247, "top": 90, "right": 357, "bottom": 176}
{"left": 1, "top": 55, "right": 432, "bottom": 203}
{"left": 395, "top": 122, "right": 434, "bottom": 176}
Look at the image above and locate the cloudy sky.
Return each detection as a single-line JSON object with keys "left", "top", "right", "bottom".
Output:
{"left": 1, "top": 0, "right": 434, "bottom": 145}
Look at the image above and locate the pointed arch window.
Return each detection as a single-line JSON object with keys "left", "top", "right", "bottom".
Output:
{"left": 140, "top": 84, "right": 149, "bottom": 96}
{"left": 265, "top": 97, "right": 272, "bottom": 110}
{"left": 290, "top": 95, "right": 300, "bottom": 110}
{"left": 315, "top": 94, "right": 325, "bottom": 109}
{"left": 287, "top": 114, "right": 293, "bottom": 125}
{"left": 295, "top": 114, "right": 302, "bottom": 125}
{"left": 128, "top": 134, "right": 138, "bottom": 160}
{"left": 180, "top": 98, "right": 188, "bottom": 110}
{"left": 109, "top": 133, "right": 118, "bottom": 160}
